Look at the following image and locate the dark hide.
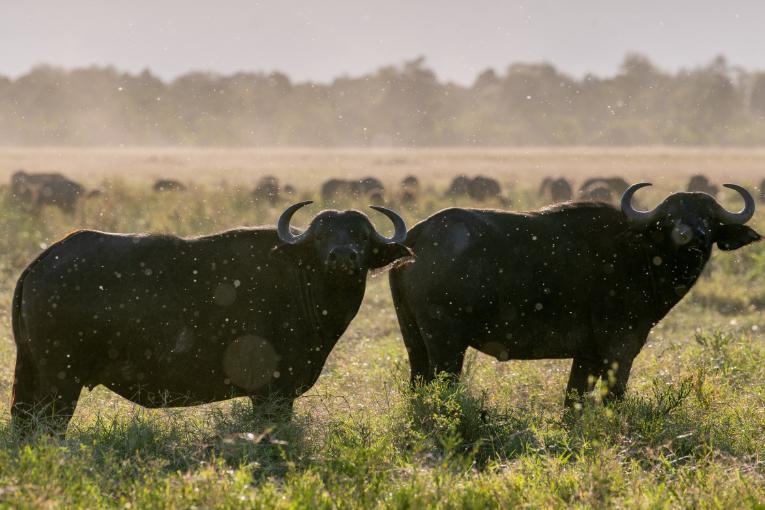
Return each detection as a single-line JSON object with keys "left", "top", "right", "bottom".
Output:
{"left": 389, "top": 192, "right": 760, "bottom": 408}
{"left": 11, "top": 209, "right": 410, "bottom": 433}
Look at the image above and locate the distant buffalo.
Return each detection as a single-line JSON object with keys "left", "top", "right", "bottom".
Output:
{"left": 368, "top": 190, "right": 385, "bottom": 206}
{"left": 252, "top": 175, "right": 282, "bottom": 206}
{"left": 360, "top": 177, "right": 385, "bottom": 195}
{"left": 321, "top": 177, "right": 385, "bottom": 203}
{"left": 539, "top": 177, "right": 573, "bottom": 203}
{"left": 580, "top": 184, "right": 614, "bottom": 203}
{"left": 446, "top": 175, "right": 471, "bottom": 198}
{"left": 446, "top": 175, "right": 506, "bottom": 204}
{"left": 400, "top": 175, "right": 421, "bottom": 205}
{"left": 11, "top": 171, "right": 84, "bottom": 214}
{"left": 11, "top": 202, "right": 411, "bottom": 433}
{"left": 153, "top": 179, "right": 187, "bottom": 192}
{"left": 579, "top": 177, "right": 629, "bottom": 203}
{"left": 686, "top": 174, "right": 719, "bottom": 197}
{"left": 401, "top": 175, "right": 420, "bottom": 191}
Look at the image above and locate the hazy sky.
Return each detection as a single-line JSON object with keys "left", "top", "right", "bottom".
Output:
{"left": 2, "top": 1, "right": 764, "bottom": 84}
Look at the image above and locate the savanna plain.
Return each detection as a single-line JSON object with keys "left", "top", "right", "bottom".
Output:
{"left": 0, "top": 147, "right": 764, "bottom": 508}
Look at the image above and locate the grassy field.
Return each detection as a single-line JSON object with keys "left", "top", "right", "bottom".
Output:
{"left": 0, "top": 147, "right": 764, "bottom": 508}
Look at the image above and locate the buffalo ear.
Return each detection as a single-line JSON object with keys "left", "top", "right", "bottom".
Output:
{"left": 716, "top": 224, "right": 761, "bottom": 250}
{"left": 368, "top": 242, "right": 413, "bottom": 270}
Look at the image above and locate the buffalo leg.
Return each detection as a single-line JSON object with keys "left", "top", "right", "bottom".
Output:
{"left": 428, "top": 347, "right": 466, "bottom": 382}
{"left": 390, "top": 286, "right": 430, "bottom": 384}
{"left": 13, "top": 378, "right": 82, "bottom": 436}
{"left": 10, "top": 348, "right": 39, "bottom": 435}
{"left": 564, "top": 356, "right": 603, "bottom": 408}
{"left": 418, "top": 317, "right": 468, "bottom": 381}
{"left": 40, "top": 373, "right": 82, "bottom": 435}
{"left": 404, "top": 336, "right": 430, "bottom": 385}
{"left": 601, "top": 356, "right": 634, "bottom": 404}
{"left": 565, "top": 355, "right": 635, "bottom": 408}
{"left": 11, "top": 348, "right": 81, "bottom": 435}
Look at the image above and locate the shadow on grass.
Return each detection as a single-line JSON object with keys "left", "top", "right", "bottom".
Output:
{"left": 0, "top": 395, "right": 311, "bottom": 484}
{"left": 393, "top": 366, "right": 762, "bottom": 474}
{"left": 0, "top": 364, "right": 760, "bottom": 493}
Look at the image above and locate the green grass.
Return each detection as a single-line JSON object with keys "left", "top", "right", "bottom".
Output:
{"left": 0, "top": 180, "right": 764, "bottom": 508}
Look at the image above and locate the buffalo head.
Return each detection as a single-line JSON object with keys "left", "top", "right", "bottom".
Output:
{"left": 275, "top": 201, "right": 410, "bottom": 275}
{"left": 621, "top": 183, "right": 761, "bottom": 253}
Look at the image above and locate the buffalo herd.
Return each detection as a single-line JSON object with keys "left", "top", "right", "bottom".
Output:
{"left": 11, "top": 171, "right": 86, "bottom": 214}
{"left": 446, "top": 175, "right": 507, "bottom": 204}
{"left": 5, "top": 169, "right": 764, "bottom": 434}
{"left": 538, "top": 175, "right": 737, "bottom": 205}
{"left": 9, "top": 171, "right": 750, "bottom": 212}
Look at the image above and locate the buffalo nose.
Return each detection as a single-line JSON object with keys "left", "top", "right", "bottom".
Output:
{"left": 328, "top": 247, "right": 359, "bottom": 267}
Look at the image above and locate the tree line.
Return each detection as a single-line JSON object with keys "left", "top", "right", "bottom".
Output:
{"left": 2, "top": 54, "right": 765, "bottom": 146}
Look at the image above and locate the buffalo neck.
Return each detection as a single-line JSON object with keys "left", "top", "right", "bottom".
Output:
{"left": 293, "top": 261, "right": 367, "bottom": 357}
{"left": 629, "top": 227, "right": 712, "bottom": 320}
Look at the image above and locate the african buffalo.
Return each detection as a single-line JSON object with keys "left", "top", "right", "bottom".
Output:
{"left": 11, "top": 202, "right": 410, "bottom": 433}
{"left": 446, "top": 175, "right": 506, "bottom": 204}
{"left": 539, "top": 177, "right": 573, "bottom": 203}
{"left": 390, "top": 183, "right": 759, "bottom": 407}
{"left": 401, "top": 175, "right": 420, "bottom": 192}
{"left": 360, "top": 177, "right": 385, "bottom": 196}
{"left": 470, "top": 176, "right": 504, "bottom": 202}
{"left": 579, "top": 177, "right": 629, "bottom": 202}
{"left": 686, "top": 174, "right": 719, "bottom": 197}
{"left": 153, "top": 179, "right": 186, "bottom": 192}
{"left": 321, "top": 177, "right": 385, "bottom": 203}
{"left": 400, "top": 175, "right": 421, "bottom": 205}
{"left": 321, "top": 179, "right": 348, "bottom": 201}
{"left": 446, "top": 175, "right": 471, "bottom": 198}
{"left": 252, "top": 175, "right": 281, "bottom": 206}
{"left": 11, "top": 171, "right": 84, "bottom": 214}
{"left": 580, "top": 183, "right": 613, "bottom": 203}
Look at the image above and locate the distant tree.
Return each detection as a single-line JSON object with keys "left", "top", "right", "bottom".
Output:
{"left": 0, "top": 55, "right": 762, "bottom": 146}
{"left": 750, "top": 73, "right": 765, "bottom": 117}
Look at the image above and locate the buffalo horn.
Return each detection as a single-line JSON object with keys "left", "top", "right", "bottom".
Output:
{"left": 277, "top": 201, "right": 313, "bottom": 244}
{"left": 369, "top": 206, "right": 407, "bottom": 244}
{"left": 621, "top": 182, "right": 660, "bottom": 224}
{"left": 717, "top": 184, "right": 755, "bottom": 225}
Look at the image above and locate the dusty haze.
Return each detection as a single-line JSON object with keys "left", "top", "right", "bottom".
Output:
{"left": 3, "top": 2, "right": 765, "bottom": 146}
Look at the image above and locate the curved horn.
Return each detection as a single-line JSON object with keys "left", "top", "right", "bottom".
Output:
{"left": 717, "top": 184, "right": 755, "bottom": 225}
{"left": 621, "top": 182, "right": 660, "bottom": 224}
{"left": 277, "top": 201, "right": 313, "bottom": 245}
{"left": 369, "top": 205, "right": 407, "bottom": 244}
